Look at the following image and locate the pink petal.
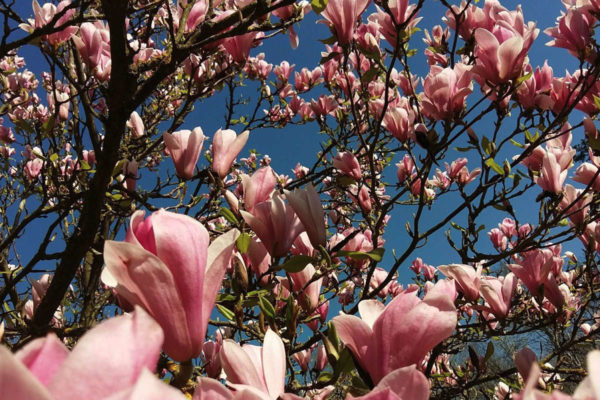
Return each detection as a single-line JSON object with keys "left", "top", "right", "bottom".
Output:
{"left": 15, "top": 333, "right": 69, "bottom": 386}
{"left": 103, "top": 241, "right": 192, "bottom": 361}
{"left": 262, "top": 329, "right": 286, "bottom": 397}
{"left": 151, "top": 210, "right": 210, "bottom": 356}
{"left": 358, "top": 300, "right": 385, "bottom": 329}
{"left": 0, "top": 346, "right": 53, "bottom": 400}
{"left": 220, "top": 339, "right": 267, "bottom": 392}
{"left": 193, "top": 377, "right": 233, "bottom": 400}
{"left": 104, "top": 369, "right": 187, "bottom": 400}
{"left": 48, "top": 307, "right": 164, "bottom": 400}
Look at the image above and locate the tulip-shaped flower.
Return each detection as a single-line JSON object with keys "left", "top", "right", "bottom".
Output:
{"left": 219, "top": 329, "right": 288, "bottom": 399}
{"left": 212, "top": 129, "right": 250, "bottom": 178}
{"left": 163, "top": 127, "right": 205, "bottom": 179}
{"left": 320, "top": 0, "right": 371, "bottom": 46}
{"left": 333, "top": 151, "right": 362, "bottom": 180}
{"left": 241, "top": 193, "right": 304, "bottom": 257}
{"left": 284, "top": 184, "right": 326, "bottom": 248}
{"left": 289, "top": 263, "right": 323, "bottom": 312}
{"left": 241, "top": 166, "right": 278, "bottom": 214}
{"left": 479, "top": 273, "right": 517, "bottom": 319}
{"left": 438, "top": 264, "right": 481, "bottom": 302}
{"left": 0, "top": 307, "right": 186, "bottom": 400}
{"left": 102, "top": 209, "right": 239, "bottom": 361}
{"left": 333, "top": 289, "right": 457, "bottom": 384}
{"left": 534, "top": 152, "right": 567, "bottom": 194}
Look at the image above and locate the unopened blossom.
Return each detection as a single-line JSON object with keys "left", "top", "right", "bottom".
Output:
{"left": 163, "top": 127, "right": 205, "bottom": 179}
{"left": 333, "top": 152, "right": 362, "bottom": 180}
{"left": 211, "top": 129, "right": 249, "bottom": 178}
{"left": 127, "top": 111, "right": 145, "bottom": 138}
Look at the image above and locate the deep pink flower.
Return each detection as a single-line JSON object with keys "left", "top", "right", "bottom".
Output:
{"left": 284, "top": 184, "right": 327, "bottom": 248}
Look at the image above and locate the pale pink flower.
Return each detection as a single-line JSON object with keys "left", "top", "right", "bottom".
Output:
{"left": 320, "top": 0, "right": 371, "bottom": 45}
{"left": 163, "top": 127, "right": 205, "bottom": 179}
{"left": 333, "top": 289, "right": 457, "bottom": 384}
{"left": 212, "top": 129, "right": 249, "bottom": 178}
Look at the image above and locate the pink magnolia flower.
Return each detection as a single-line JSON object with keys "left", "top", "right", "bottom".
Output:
{"left": 284, "top": 184, "right": 326, "bottom": 247}
{"left": 573, "top": 162, "right": 600, "bottom": 191}
{"left": 333, "top": 152, "right": 362, "bottom": 180}
{"left": 24, "top": 158, "right": 44, "bottom": 180}
{"left": 102, "top": 210, "right": 239, "bottom": 361}
{"left": 508, "top": 249, "right": 564, "bottom": 308}
{"left": 222, "top": 32, "right": 261, "bottom": 63}
{"left": 438, "top": 264, "right": 481, "bottom": 302}
{"left": 420, "top": 63, "right": 473, "bottom": 121}
{"left": 241, "top": 193, "right": 304, "bottom": 257}
{"left": 212, "top": 129, "right": 249, "bottom": 178}
{"left": 545, "top": 7, "right": 595, "bottom": 61}
{"left": 163, "top": 127, "right": 205, "bottom": 179}
{"left": 0, "top": 118, "right": 15, "bottom": 143}
{"left": 219, "top": 329, "right": 288, "bottom": 399}
{"left": 368, "top": 0, "right": 422, "bottom": 49}
{"left": 241, "top": 166, "right": 278, "bottom": 213}
{"left": 127, "top": 111, "right": 145, "bottom": 138}
{"left": 396, "top": 154, "right": 415, "bottom": 183}
{"left": 516, "top": 62, "right": 554, "bottom": 110}
{"left": 472, "top": 19, "right": 538, "bottom": 85}
{"left": 348, "top": 366, "right": 430, "bottom": 400}
{"left": 479, "top": 273, "right": 517, "bottom": 318}
{"left": 292, "top": 347, "right": 313, "bottom": 373}
{"left": 72, "top": 22, "right": 112, "bottom": 81}
{"left": 559, "top": 184, "right": 591, "bottom": 225}
{"left": 534, "top": 152, "right": 567, "bottom": 193}
{"left": 320, "top": 0, "right": 371, "bottom": 46}
{"left": 289, "top": 263, "right": 323, "bottom": 312}
{"left": 0, "top": 307, "right": 185, "bottom": 400}
{"left": 382, "top": 98, "right": 417, "bottom": 141}
{"left": 19, "top": 0, "right": 77, "bottom": 45}
{"left": 332, "top": 288, "right": 457, "bottom": 384}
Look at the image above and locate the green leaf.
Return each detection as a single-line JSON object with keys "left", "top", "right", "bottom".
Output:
{"left": 509, "top": 139, "right": 524, "bottom": 148}
{"left": 311, "top": 0, "right": 328, "bottom": 14}
{"left": 280, "top": 255, "right": 314, "bottom": 273}
{"left": 219, "top": 207, "right": 238, "bottom": 225}
{"left": 481, "top": 136, "right": 492, "bottom": 155}
{"left": 484, "top": 342, "right": 495, "bottom": 362}
{"left": 454, "top": 146, "right": 475, "bottom": 152}
{"left": 485, "top": 158, "right": 504, "bottom": 175}
{"left": 236, "top": 233, "right": 251, "bottom": 253}
{"left": 217, "top": 304, "right": 235, "bottom": 321}
{"left": 337, "top": 248, "right": 385, "bottom": 262}
{"left": 517, "top": 70, "right": 533, "bottom": 85}
{"left": 49, "top": 153, "right": 59, "bottom": 162}
{"left": 258, "top": 296, "right": 276, "bottom": 318}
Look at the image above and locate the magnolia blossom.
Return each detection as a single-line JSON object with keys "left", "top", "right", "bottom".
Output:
{"left": 320, "top": 0, "right": 371, "bottom": 46}
{"left": 102, "top": 210, "right": 239, "bottom": 361}
{"left": 0, "top": 307, "right": 185, "bottom": 399}
{"left": 420, "top": 63, "right": 473, "bottom": 120}
{"left": 284, "top": 184, "right": 326, "bottom": 247}
{"left": 163, "top": 127, "right": 205, "bottom": 179}
{"left": 241, "top": 193, "right": 304, "bottom": 257}
{"left": 438, "top": 264, "right": 481, "bottom": 301}
{"left": 212, "top": 129, "right": 249, "bottom": 178}
{"left": 333, "top": 286, "right": 457, "bottom": 384}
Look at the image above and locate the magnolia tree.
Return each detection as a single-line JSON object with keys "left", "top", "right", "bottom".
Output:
{"left": 3, "top": 0, "right": 600, "bottom": 398}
